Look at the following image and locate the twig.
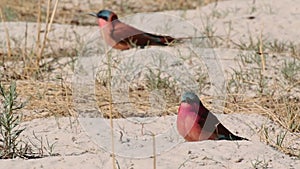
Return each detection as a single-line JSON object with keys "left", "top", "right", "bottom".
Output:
{"left": 48, "top": 0, "right": 59, "bottom": 32}
{"left": 101, "top": 23, "right": 117, "bottom": 169}
{"left": 37, "top": 0, "right": 59, "bottom": 69}
{"left": 37, "top": 0, "right": 51, "bottom": 68}
{"left": 259, "top": 23, "right": 265, "bottom": 71}
{"left": 22, "top": 22, "right": 28, "bottom": 70}
{"left": 152, "top": 133, "right": 157, "bottom": 169}
{"left": 0, "top": 8, "right": 12, "bottom": 58}
{"left": 35, "top": 0, "right": 42, "bottom": 58}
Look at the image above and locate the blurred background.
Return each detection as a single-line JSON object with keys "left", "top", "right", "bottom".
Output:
{"left": 0, "top": 0, "right": 219, "bottom": 25}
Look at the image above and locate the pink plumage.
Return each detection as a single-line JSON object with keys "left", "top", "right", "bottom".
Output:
{"left": 177, "top": 92, "right": 248, "bottom": 141}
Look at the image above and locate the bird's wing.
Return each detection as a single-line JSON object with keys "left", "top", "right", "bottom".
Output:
{"left": 197, "top": 111, "right": 220, "bottom": 139}
{"left": 111, "top": 20, "right": 176, "bottom": 47}
{"left": 135, "top": 33, "right": 176, "bottom": 46}
{"left": 110, "top": 20, "right": 144, "bottom": 43}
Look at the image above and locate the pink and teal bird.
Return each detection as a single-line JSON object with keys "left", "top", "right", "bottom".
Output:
{"left": 89, "top": 9, "right": 178, "bottom": 50}
{"left": 177, "top": 92, "right": 248, "bottom": 141}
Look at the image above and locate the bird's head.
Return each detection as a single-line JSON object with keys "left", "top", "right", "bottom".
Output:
{"left": 180, "top": 91, "right": 205, "bottom": 113}
{"left": 181, "top": 92, "right": 201, "bottom": 105}
{"left": 89, "top": 9, "right": 118, "bottom": 27}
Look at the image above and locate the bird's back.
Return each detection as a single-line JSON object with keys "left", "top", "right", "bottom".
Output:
{"left": 107, "top": 20, "right": 177, "bottom": 49}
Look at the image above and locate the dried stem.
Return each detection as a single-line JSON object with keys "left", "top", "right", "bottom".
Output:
{"left": 37, "top": 0, "right": 59, "bottom": 70}
{"left": 0, "top": 8, "right": 12, "bottom": 58}
{"left": 259, "top": 24, "right": 265, "bottom": 71}
{"left": 152, "top": 133, "right": 157, "bottom": 169}
{"left": 101, "top": 27, "right": 117, "bottom": 169}
{"left": 35, "top": 0, "right": 42, "bottom": 57}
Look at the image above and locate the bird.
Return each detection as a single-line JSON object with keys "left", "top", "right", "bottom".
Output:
{"left": 177, "top": 91, "right": 249, "bottom": 141}
{"left": 89, "top": 9, "right": 199, "bottom": 50}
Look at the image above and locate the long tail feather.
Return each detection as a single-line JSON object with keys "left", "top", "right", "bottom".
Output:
{"left": 216, "top": 123, "right": 249, "bottom": 141}
{"left": 217, "top": 134, "right": 249, "bottom": 141}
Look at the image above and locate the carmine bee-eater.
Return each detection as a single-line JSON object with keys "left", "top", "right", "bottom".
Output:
{"left": 89, "top": 9, "right": 201, "bottom": 50}
{"left": 177, "top": 92, "right": 248, "bottom": 141}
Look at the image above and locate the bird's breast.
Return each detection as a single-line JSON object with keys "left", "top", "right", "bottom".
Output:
{"left": 177, "top": 107, "right": 202, "bottom": 139}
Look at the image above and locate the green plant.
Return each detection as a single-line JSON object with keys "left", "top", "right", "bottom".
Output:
{"left": 2, "top": 6, "right": 18, "bottom": 21}
{"left": 259, "top": 123, "right": 298, "bottom": 157}
{"left": 227, "top": 65, "right": 267, "bottom": 96}
{"left": 146, "top": 68, "right": 173, "bottom": 91}
{"left": 200, "top": 14, "right": 218, "bottom": 47}
{"left": 145, "top": 56, "right": 176, "bottom": 96}
{"left": 267, "top": 39, "right": 287, "bottom": 53}
{"left": 251, "top": 157, "right": 269, "bottom": 169}
{"left": 28, "top": 131, "right": 58, "bottom": 157}
{"left": 276, "top": 131, "right": 287, "bottom": 148}
{"left": 234, "top": 52, "right": 268, "bottom": 95}
{"left": 0, "top": 81, "right": 26, "bottom": 159}
{"left": 235, "top": 35, "right": 261, "bottom": 51}
{"left": 261, "top": 125, "right": 270, "bottom": 145}
{"left": 249, "top": 0, "right": 257, "bottom": 14}
{"left": 281, "top": 60, "right": 300, "bottom": 83}
{"left": 288, "top": 41, "right": 300, "bottom": 58}
{"left": 210, "top": 8, "right": 227, "bottom": 19}
{"left": 196, "top": 68, "right": 209, "bottom": 93}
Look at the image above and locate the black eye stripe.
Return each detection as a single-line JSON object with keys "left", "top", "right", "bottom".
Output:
{"left": 98, "top": 15, "right": 108, "bottom": 21}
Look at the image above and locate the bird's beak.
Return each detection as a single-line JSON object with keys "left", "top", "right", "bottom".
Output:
{"left": 88, "top": 12, "right": 98, "bottom": 17}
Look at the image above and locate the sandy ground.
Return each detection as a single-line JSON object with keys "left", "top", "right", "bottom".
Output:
{"left": 0, "top": 0, "right": 300, "bottom": 168}
{"left": 0, "top": 114, "right": 299, "bottom": 168}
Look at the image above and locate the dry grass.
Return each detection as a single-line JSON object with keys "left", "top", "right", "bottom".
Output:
{"left": 16, "top": 80, "right": 73, "bottom": 121}
{"left": 1, "top": 0, "right": 219, "bottom": 25}
{"left": 95, "top": 81, "right": 178, "bottom": 119}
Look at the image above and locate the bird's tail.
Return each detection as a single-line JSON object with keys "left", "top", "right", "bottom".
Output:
{"left": 216, "top": 123, "right": 249, "bottom": 141}
{"left": 176, "top": 35, "right": 222, "bottom": 41}
{"left": 217, "top": 133, "right": 249, "bottom": 141}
